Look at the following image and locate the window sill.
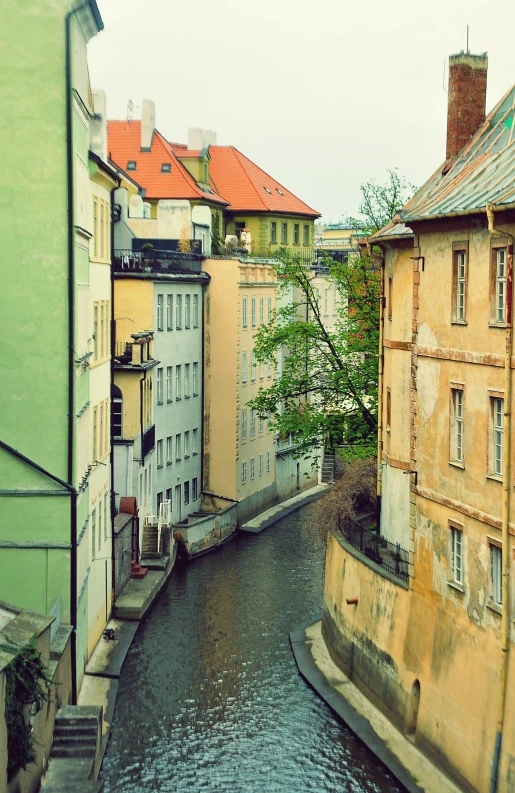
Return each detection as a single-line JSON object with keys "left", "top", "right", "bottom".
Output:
{"left": 447, "top": 580, "right": 464, "bottom": 594}
{"left": 184, "top": 395, "right": 190, "bottom": 399}
{"left": 184, "top": 454, "right": 190, "bottom": 459}
{"left": 487, "top": 601, "right": 502, "bottom": 616}
{"left": 451, "top": 320, "right": 467, "bottom": 326}
{"left": 486, "top": 474, "right": 503, "bottom": 483}
{"left": 448, "top": 460, "right": 465, "bottom": 470}
{"left": 193, "top": 392, "right": 199, "bottom": 397}
{"left": 157, "top": 464, "right": 163, "bottom": 469}
{"left": 167, "top": 327, "right": 173, "bottom": 332}
{"left": 175, "top": 397, "right": 182, "bottom": 402}
{"left": 166, "top": 461, "right": 173, "bottom": 466}
{"left": 192, "top": 451, "right": 198, "bottom": 456}
{"left": 157, "top": 328, "right": 164, "bottom": 332}
{"left": 489, "top": 322, "right": 508, "bottom": 329}
{"left": 157, "top": 401, "right": 163, "bottom": 406}
{"left": 167, "top": 399, "right": 173, "bottom": 403}
{"left": 175, "top": 458, "right": 182, "bottom": 462}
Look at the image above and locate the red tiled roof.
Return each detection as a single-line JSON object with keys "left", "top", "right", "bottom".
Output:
{"left": 207, "top": 146, "right": 320, "bottom": 218}
{"left": 107, "top": 121, "right": 228, "bottom": 205}
{"left": 175, "top": 149, "right": 201, "bottom": 159}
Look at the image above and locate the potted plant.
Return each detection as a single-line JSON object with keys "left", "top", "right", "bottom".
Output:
{"left": 141, "top": 242, "right": 154, "bottom": 270}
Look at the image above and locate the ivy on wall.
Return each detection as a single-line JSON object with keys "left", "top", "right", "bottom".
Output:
{"left": 2, "top": 640, "right": 51, "bottom": 781}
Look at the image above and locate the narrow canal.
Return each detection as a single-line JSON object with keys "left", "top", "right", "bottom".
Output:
{"left": 101, "top": 505, "right": 404, "bottom": 792}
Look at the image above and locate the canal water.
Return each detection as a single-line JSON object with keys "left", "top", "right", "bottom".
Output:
{"left": 101, "top": 505, "right": 403, "bottom": 793}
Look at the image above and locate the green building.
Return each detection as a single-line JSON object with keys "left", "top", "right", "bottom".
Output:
{"left": 0, "top": 0, "right": 104, "bottom": 700}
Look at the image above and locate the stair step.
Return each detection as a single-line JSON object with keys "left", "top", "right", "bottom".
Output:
{"left": 54, "top": 726, "right": 97, "bottom": 738}
{"left": 51, "top": 746, "right": 96, "bottom": 758}
{"left": 131, "top": 566, "right": 148, "bottom": 579}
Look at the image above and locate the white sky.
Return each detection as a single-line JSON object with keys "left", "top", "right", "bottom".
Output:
{"left": 89, "top": 0, "right": 515, "bottom": 222}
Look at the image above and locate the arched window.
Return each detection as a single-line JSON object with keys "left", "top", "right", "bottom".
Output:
{"left": 112, "top": 385, "right": 123, "bottom": 439}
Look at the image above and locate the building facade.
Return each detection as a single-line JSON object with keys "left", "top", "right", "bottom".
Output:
{"left": 322, "top": 54, "right": 515, "bottom": 793}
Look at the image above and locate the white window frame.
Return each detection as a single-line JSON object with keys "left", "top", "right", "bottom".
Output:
{"left": 166, "top": 366, "right": 173, "bottom": 401}
{"left": 266, "top": 451, "right": 271, "bottom": 472}
{"left": 259, "top": 298, "right": 264, "bottom": 325}
{"left": 175, "top": 365, "right": 182, "bottom": 400}
{"left": 184, "top": 363, "right": 190, "bottom": 398}
{"left": 175, "top": 433, "right": 181, "bottom": 461}
{"left": 496, "top": 248, "right": 507, "bottom": 324}
{"left": 167, "top": 294, "right": 173, "bottom": 330}
{"left": 242, "top": 298, "right": 248, "bottom": 328}
{"left": 259, "top": 416, "right": 264, "bottom": 434}
{"left": 241, "top": 461, "right": 247, "bottom": 484}
{"left": 250, "top": 410, "right": 256, "bottom": 437}
{"left": 251, "top": 352, "right": 256, "bottom": 382}
{"left": 176, "top": 295, "right": 182, "bottom": 329}
{"left": 241, "top": 410, "right": 247, "bottom": 441}
{"left": 450, "top": 387, "right": 464, "bottom": 464}
{"left": 268, "top": 297, "right": 272, "bottom": 322}
{"left": 250, "top": 457, "right": 255, "bottom": 480}
{"left": 242, "top": 352, "right": 247, "bottom": 384}
{"left": 184, "top": 430, "right": 190, "bottom": 457}
{"left": 156, "top": 368, "right": 163, "bottom": 404}
{"left": 157, "top": 439, "right": 163, "bottom": 468}
{"left": 192, "top": 362, "right": 198, "bottom": 395}
{"left": 185, "top": 294, "right": 191, "bottom": 328}
{"left": 157, "top": 294, "right": 164, "bottom": 331}
{"left": 491, "top": 396, "right": 504, "bottom": 477}
{"left": 450, "top": 525, "right": 463, "bottom": 585}
{"left": 456, "top": 251, "right": 466, "bottom": 321}
{"left": 192, "top": 428, "right": 198, "bottom": 455}
{"left": 259, "top": 453, "right": 264, "bottom": 476}
{"left": 490, "top": 543, "right": 502, "bottom": 606}
{"left": 193, "top": 294, "right": 199, "bottom": 328}
{"left": 251, "top": 298, "right": 256, "bottom": 327}
{"left": 167, "top": 435, "right": 173, "bottom": 464}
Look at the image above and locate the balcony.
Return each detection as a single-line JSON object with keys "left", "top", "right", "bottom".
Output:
{"left": 114, "top": 245, "right": 203, "bottom": 275}
{"left": 341, "top": 513, "right": 412, "bottom": 584}
{"left": 142, "top": 424, "right": 155, "bottom": 459}
{"left": 114, "top": 332, "right": 159, "bottom": 370}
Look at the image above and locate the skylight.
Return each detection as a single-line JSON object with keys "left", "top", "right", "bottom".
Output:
{"left": 276, "top": 188, "right": 284, "bottom": 195}
{"left": 127, "top": 161, "right": 136, "bottom": 171}
{"left": 161, "top": 163, "right": 171, "bottom": 172}
{"left": 263, "top": 187, "right": 272, "bottom": 194}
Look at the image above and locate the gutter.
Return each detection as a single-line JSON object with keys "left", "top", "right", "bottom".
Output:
{"left": 486, "top": 203, "right": 513, "bottom": 793}
{"left": 402, "top": 201, "right": 515, "bottom": 225}
{"left": 367, "top": 242, "right": 385, "bottom": 525}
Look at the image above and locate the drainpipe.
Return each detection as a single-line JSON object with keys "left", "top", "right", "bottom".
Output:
{"left": 368, "top": 242, "right": 385, "bottom": 528}
{"left": 487, "top": 203, "right": 513, "bottom": 793}
{"left": 110, "top": 188, "right": 116, "bottom": 607}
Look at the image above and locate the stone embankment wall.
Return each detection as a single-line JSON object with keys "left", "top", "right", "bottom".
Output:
{"left": 322, "top": 528, "right": 515, "bottom": 793}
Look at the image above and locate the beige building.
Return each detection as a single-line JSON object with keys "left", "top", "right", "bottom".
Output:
{"left": 322, "top": 54, "right": 515, "bottom": 793}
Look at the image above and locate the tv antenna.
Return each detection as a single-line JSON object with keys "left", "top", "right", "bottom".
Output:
{"left": 126, "top": 99, "right": 134, "bottom": 127}
{"left": 466, "top": 24, "right": 469, "bottom": 54}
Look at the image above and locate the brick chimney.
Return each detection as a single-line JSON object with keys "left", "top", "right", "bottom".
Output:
{"left": 446, "top": 52, "right": 488, "bottom": 160}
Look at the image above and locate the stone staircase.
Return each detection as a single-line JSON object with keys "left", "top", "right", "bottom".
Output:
{"left": 141, "top": 523, "right": 160, "bottom": 559}
{"left": 321, "top": 452, "right": 335, "bottom": 483}
{"left": 51, "top": 707, "right": 99, "bottom": 759}
{"left": 41, "top": 706, "right": 103, "bottom": 793}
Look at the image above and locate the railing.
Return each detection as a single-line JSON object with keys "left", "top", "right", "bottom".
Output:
{"left": 142, "top": 424, "right": 155, "bottom": 459}
{"left": 342, "top": 513, "right": 411, "bottom": 582}
{"left": 113, "top": 248, "right": 203, "bottom": 274}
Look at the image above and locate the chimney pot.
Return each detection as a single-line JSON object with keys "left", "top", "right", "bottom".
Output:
{"left": 446, "top": 52, "right": 488, "bottom": 160}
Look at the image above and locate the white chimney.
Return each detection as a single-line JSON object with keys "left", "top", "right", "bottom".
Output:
{"left": 141, "top": 100, "right": 155, "bottom": 151}
{"left": 188, "top": 127, "right": 217, "bottom": 151}
{"left": 90, "top": 90, "right": 107, "bottom": 162}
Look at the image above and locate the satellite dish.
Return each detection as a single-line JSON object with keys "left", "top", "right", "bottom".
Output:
{"left": 127, "top": 99, "right": 134, "bottom": 112}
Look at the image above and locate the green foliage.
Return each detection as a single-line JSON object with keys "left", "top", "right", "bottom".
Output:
{"left": 349, "top": 168, "right": 417, "bottom": 234}
{"left": 247, "top": 247, "right": 380, "bottom": 461}
{"left": 2, "top": 639, "right": 52, "bottom": 780}
{"left": 211, "top": 211, "right": 224, "bottom": 255}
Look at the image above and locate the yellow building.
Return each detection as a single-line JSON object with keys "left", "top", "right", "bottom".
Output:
{"left": 314, "top": 220, "right": 365, "bottom": 261}
{"left": 321, "top": 54, "right": 515, "bottom": 793}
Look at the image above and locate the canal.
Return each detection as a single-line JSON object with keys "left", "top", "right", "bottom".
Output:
{"left": 101, "top": 505, "right": 404, "bottom": 792}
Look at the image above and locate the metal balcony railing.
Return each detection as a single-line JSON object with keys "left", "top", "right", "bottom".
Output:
{"left": 113, "top": 247, "right": 203, "bottom": 274}
{"left": 342, "top": 513, "right": 411, "bottom": 582}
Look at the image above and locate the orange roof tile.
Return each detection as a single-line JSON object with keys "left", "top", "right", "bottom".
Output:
{"left": 107, "top": 121, "right": 228, "bottom": 205}
{"left": 208, "top": 146, "right": 320, "bottom": 218}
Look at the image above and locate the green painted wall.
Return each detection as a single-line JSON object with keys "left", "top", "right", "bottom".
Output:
{"left": 227, "top": 213, "right": 315, "bottom": 255}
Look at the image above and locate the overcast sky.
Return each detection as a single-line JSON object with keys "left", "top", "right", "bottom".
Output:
{"left": 89, "top": 0, "right": 515, "bottom": 223}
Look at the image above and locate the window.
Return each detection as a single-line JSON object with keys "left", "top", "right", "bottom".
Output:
{"left": 167, "top": 295, "right": 173, "bottom": 330}
{"left": 184, "top": 363, "right": 190, "bottom": 397}
{"left": 166, "top": 487, "right": 172, "bottom": 508}
{"left": 157, "top": 439, "right": 163, "bottom": 468}
{"left": 100, "top": 202, "right": 105, "bottom": 259}
{"left": 491, "top": 396, "right": 504, "bottom": 477}
{"left": 250, "top": 457, "right": 255, "bottom": 480}
{"left": 112, "top": 385, "right": 123, "bottom": 438}
{"left": 176, "top": 295, "right": 182, "bottom": 329}
{"left": 98, "top": 506, "right": 102, "bottom": 552}
{"left": 267, "top": 363, "right": 272, "bottom": 379}
{"left": 450, "top": 388, "right": 464, "bottom": 463}
{"left": 303, "top": 224, "right": 309, "bottom": 245}
{"left": 251, "top": 298, "right": 256, "bottom": 327}
{"left": 99, "top": 403, "right": 104, "bottom": 458}
{"left": 267, "top": 451, "right": 271, "bottom": 472}
{"left": 281, "top": 222, "right": 288, "bottom": 244}
{"left": 157, "top": 294, "right": 164, "bottom": 330}
{"left": 161, "top": 163, "right": 171, "bottom": 172}
{"left": 242, "top": 352, "right": 247, "bottom": 384}
{"left": 104, "top": 493, "right": 108, "bottom": 541}
{"left": 276, "top": 188, "right": 284, "bottom": 196}
{"left": 259, "top": 416, "right": 264, "bottom": 434}
{"left": 251, "top": 352, "right": 256, "bottom": 382}
{"left": 294, "top": 224, "right": 300, "bottom": 245}
{"left": 184, "top": 480, "right": 190, "bottom": 506}
{"left": 203, "top": 163, "right": 208, "bottom": 182}
{"left": 490, "top": 544, "right": 502, "bottom": 606}
{"left": 93, "top": 198, "right": 98, "bottom": 257}
{"left": 192, "top": 477, "right": 198, "bottom": 501}
{"left": 100, "top": 303, "right": 105, "bottom": 358}
{"left": 259, "top": 297, "right": 264, "bottom": 325}
{"left": 185, "top": 294, "right": 191, "bottom": 328}
{"left": 93, "top": 407, "right": 97, "bottom": 461}
{"left": 175, "top": 433, "right": 182, "bottom": 460}
{"left": 184, "top": 431, "right": 190, "bottom": 457}
{"left": 235, "top": 221, "right": 246, "bottom": 239}
{"left": 450, "top": 525, "right": 463, "bottom": 585}
{"left": 127, "top": 160, "right": 136, "bottom": 170}
{"left": 259, "top": 453, "right": 264, "bottom": 476}
{"left": 192, "top": 428, "right": 198, "bottom": 454}
{"left": 241, "top": 461, "right": 247, "bottom": 484}
{"left": 388, "top": 275, "right": 393, "bottom": 321}
{"left": 264, "top": 186, "right": 272, "bottom": 194}
{"left": 175, "top": 366, "right": 182, "bottom": 400}
{"left": 386, "top": 388, "right": 391, "bottom": 432}
{"left": 452, "top": 244, "right": 468, "bottom": 322}
{"left": 166, "top": 366, "right": 173, "bottom": 401}
{"left": 250, "top": 410, "right": 256, "bottom": 437}
{"left": 93, "top": 303, "right": 99, "bottom": 360}
{"left": 193, "top": 294, "right": 199, "bottom": 328}
{"left": 91, "top": 509, "right": 96, "bottom": 559}
{"left": 259, "top": 361, "right": 264, "bottom": 381}
{"left": 242, "top": 298, "right": 248, "bottom": 328}
{"left": 496, "top": 248, "right": 507, "bottom": 323}
{"left": 192, "top": 362, "right": 198, "bottom": 395}
{"left": 241, "top": 410, "right": 247, "bottom": 441}
{"left": 157, "top": 492, "right": 163, "bottom": 517}
{"left": 270, "top": 222, "right": 277, "bottom": 243}
{"left": 156, "top": 368, "right": 163, "bottom": 404}
{"left": 268, "top": 297, "right": 272, "bottom": 323}
{"left": 167, "top": 435, "right": 173, "bottom": 464}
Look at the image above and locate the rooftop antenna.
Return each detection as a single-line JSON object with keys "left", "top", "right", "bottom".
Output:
{"left": 126, "top": 98, "right": 134, "bottom": 129}
{"left": 466, "top": 24, "right": 469, "bottom": 54}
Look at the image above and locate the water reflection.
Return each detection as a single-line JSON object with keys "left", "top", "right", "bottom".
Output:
{"left": 101, "top": 505, "right": 404, "bottom": 793}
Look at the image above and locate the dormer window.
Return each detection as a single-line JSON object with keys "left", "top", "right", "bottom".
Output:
{"left": 161, "top": 163, "right": 171, "bottom": 173}
{"left": 276, "top": 188, "right": 284, "bottom": 196}
{"left": 264, "top": 187, "right": 272, "bottom": 194}
{"left": 203, "top": 163, "right": 208, "bottom": 182}
{"left": 127, "top": 161, "right": 137, "bottom": 171}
